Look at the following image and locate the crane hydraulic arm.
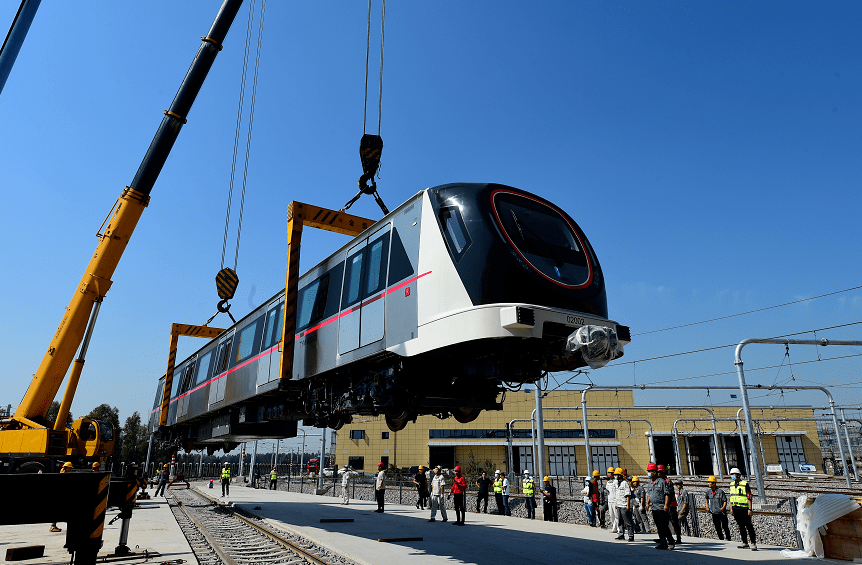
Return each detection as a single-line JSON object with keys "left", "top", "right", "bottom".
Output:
{"left": 3, "top": 0, "right": 243, "bottom": 457}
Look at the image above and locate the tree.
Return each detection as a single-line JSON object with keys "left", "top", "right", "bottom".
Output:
{"left": 45, "top": 400, "right": 72, "bottom": 428}
{"left": 120, "top": 412, "right": 150, "bottom": 463}
{"left": 87, "top": 404, "right": 121, "bottom": 451}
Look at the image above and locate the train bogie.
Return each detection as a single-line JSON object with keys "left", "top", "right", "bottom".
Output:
{"left": 151, "top": 183, "right": 629, "bottom": 449}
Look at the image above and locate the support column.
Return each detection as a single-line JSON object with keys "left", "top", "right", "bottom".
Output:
{"left": 535, "top": 388, "right": 546, "bottom": 482}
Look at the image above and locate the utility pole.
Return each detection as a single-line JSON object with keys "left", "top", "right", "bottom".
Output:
{"left": 317, "top": 428, "right": 327, "bottom": 492}
{"left": 534, "top": 387, "right": 546, "bottom": 482}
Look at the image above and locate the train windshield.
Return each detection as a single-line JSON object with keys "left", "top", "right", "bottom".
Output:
{"left": 493, "top": 192, "right": 590, "bottom": 287}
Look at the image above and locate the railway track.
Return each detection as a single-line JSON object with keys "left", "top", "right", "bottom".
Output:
{"left": 167, "top": 488, "right": 355, "bottom": 565}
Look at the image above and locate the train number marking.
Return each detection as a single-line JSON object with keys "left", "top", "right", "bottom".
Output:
{"left": 566, "top": 315, "right": 584, "bottom": 325}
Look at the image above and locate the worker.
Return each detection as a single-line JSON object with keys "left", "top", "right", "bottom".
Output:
{"left": 599, "top": 466, "right": 612, "bottom": 529}
{"left": 374, "top": 462, "right": 386, "bottom": 513}
{"left": 501, "top": 471, "right": 511, "bottom": 516}
{"left": 611, "top": 468, "right": 635, "bottom": 542}
{"left": 631, "top": 476, "right": 651, "bottom": 534}
{"left": 168, "top": 467, "right": 190, "bottom": 489}
{"left": 475, "top": 470, "right": 491, "bottom": 513}
{"left": 341, "top": 466, "right": 358, "bottom": 504}
{"left": 705, "top": 476, "right": 732, "bottom": 541}
{"left": 269, "top": 466, "right": 278, "bottom": 490}
{"left": 540, "top": 476, "right": 558, "bottom": 522}
{"left": 413, "top": 465, "right": 428, "bottom": 510}
{"left": 606, "top": 466, "right": 620, "bottom": 533}
{"left": 522, "top": 471, "right": 536, "bottom": 519}
{"left": 450, "top": 465, "right": 467, "bottom": 525}
{"left": 154, "top": 464, "right": 169, "bottom": 497}
{"left": 586, "top": 470, "right": 600, "bottom": 526}
{"left": 645, "top": 462, "right": 674, "bottom": 550}
{"left": 221, "top": 462, "right": 231, "bottom": 497}
{"left": 675, "top": 479, "right": 691, "bottom": 539}
{"left": 50, "top": 462, "right": 75, "bottom": 532}
{"left": 493, "top": 470, "right": 505, "bottom": 515}
{"left": 253, "top": 466, "right": 261, "bottom": 489}
{"left": 729, "top": 468, "right": 757, "bottom": 550}
{"left": 428, "top": 465, "right": 448, "bottom": 522}
{"left": 658, "top": 464, "right": 681, "bottom": 543}
{"left": 92, "top": 461, "right": 101, "bottom": 472}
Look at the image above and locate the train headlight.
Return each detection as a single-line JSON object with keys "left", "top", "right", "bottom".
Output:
{"left": 565, "top": 325, "right": 620, "bottom": 369}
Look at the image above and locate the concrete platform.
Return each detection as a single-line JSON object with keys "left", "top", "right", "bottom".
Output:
{"left": 0, "top": 493, "right": 196, "bottom": 565}
{"left": 201, "top": 482, "right": 804, "bottom": 565}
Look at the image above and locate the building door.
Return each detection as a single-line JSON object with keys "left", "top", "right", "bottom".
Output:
{"left": 548, "top": 446, "right": 577, "bottom": 476}
{"left": 685, "top": 436, "right": 715, "bottom": 476}
{"left": 591, "top": 446, "right": 619, "bottom": 474}
{"left": 518, "top": 447, "right": 534, "bottom": 475}
{"left": 429, "top": 446, "right": 455, "bottom": 470}
{"left": 652, "top": 437, "right": 676, "bottom": 472}
{"left": 776, "top": 435, "right": 807, "bottom": 472}
{"left": 722, "top": 436, "right": 748, "bottom": 475}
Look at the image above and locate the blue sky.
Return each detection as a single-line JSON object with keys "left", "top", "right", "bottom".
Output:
{"left": 2, "top": 1, "right": 861, "bottom": 450}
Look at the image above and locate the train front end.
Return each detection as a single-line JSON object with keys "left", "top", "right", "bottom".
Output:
{"left": 411, "top": 183, "right": 629, "bottom": 383}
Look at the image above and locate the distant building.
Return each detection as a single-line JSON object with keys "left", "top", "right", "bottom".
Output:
{"left": 335, "top": 389, "right": 825, "bottom": 476}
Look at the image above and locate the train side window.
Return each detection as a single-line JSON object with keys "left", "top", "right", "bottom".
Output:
{"left": 439, "top": 206, "right": 471, "bottom": 262}
{"left": 171, "top": 364, "right": 186, "bottom": 398}
{"left": 342, "top": 249, "right": 365, "bottom": 308}
{"left": 387, "top": 227, "right": 414, "bottom": 285}
{"left": 297, "top": 274, "right": 330, "bottom": 330}
{"left": 180, "top": 359, "right": 196, "bottom": 392}
{"left": 153, "top": 379, "right": 164, "bottom": 409}
{"left": 215, "top": 337, "right": 233, "bottom": 374}
{"left": 233, "top": 318, "right": 263, "bottom": 365}
{"left": 195, "top": 351, "right": 213, "bottom": 386}
{"left": 323, "top": 263, "right": 344, "bottom": 318}
{"left": 364, "top": 232, "right": 390, "bottom": 298}
{"left": 263, "top": 303, "right": 283, "bottom": 349}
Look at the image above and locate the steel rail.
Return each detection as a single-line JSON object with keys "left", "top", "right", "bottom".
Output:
{"left": 190, "top": 487, "right": 334, "bottom": 565}
{"left": 170, "top": 492, "right": 237, "bottom": 565}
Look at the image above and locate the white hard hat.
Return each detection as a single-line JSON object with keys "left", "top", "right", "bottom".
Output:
{"left": 730, "top": 467, "right": 741, "bottom": 475}
{"left": 494, "top": 469, "right": 500, "bottom": 475}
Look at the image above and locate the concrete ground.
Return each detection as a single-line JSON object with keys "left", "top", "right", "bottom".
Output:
{"left": 0, "top": 493, "right": 196, "bottom": 565}
{"left": 203, "top": 481, "right": 811, "bottom": 565}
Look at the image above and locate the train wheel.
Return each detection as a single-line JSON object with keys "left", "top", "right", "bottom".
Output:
{"left": 452, "top": 408, "right": 481, "bottom": 424}
{"left": 385, "top": 413, "right": 409, "bottom": 432}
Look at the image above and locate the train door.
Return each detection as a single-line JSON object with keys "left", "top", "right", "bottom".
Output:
{"left": 208, "top": 332, "right": 234, "bottom": 405}
{"left": 257, "top": 299, "right": 284, "bottom": 387}
{"left": 338, "top": 225, "right": 391, "bottom": 354}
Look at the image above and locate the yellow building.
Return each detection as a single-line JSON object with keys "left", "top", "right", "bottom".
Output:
{"left": 334, "top": 389, "right": 824, "bottom": 477}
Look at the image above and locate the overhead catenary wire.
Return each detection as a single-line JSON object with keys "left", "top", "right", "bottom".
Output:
{"left": 634, "top": 284, "right": 862, "bottom": 336}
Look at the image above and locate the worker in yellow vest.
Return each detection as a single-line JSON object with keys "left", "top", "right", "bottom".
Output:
{"left": 493, "top": 470, "right": 505, "bottom": 515}
{"left": 522, "top": 471, "right": 536, "bottom": 519}
{"left": 270, "top": 467, "right": 278, "bottom": 490}
{"left": 221, "top": 463, "right": 231, "bottom": 497}
{"left": 728, "top": 468, "right": 756, "bottom": 551}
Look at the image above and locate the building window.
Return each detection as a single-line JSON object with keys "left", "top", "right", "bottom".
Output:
{"left": 380, "top": 456, "right": 389, "bottom": 469}
{"left": 350, "top": 430, "right": 365, "bottom": 440}
{"left": 428, "top": 428, "right": 615, "bottom": 440}
{"left": 381, "top": 432, "right": 389, "bottom": 440}
{"left": 348, "top": 456, "right": 364, "bottom": 470}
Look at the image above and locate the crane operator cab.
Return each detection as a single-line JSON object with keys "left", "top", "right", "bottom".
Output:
{"left": 66, "top": 418, "right": 114, "bottom": 467}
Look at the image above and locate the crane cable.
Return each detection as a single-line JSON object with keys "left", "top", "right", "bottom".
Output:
{"left": 209, "top": 0, "right": 268, "bottom": 326}
{"left": 343, "top": 0, "right": 389, "bottom": 215}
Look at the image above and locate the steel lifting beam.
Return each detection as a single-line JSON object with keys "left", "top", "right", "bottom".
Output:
{"left": 278, "top": 202, "right": 373, "bottom": 382}
{"left": 159, "top": 323, "right": 225, "bottom": 427}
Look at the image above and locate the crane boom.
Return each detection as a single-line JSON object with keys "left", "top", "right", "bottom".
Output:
{"left": 8, "top": 0, "right": 243, "bottom": 434}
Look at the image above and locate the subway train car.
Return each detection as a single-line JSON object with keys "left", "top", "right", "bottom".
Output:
{"left": 149, "top": 183, "right": 630, "bottom": 452}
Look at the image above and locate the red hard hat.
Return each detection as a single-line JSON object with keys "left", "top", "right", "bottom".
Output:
{"left": 646, "top": 462, "right": 657, "bottom": 471}
{"left": 378, "top": 462, "right": 384, "bottom": 467}
{"left": 657, "top": 464, "right": 666, "bottom": 471}
{"left": 454, "top": 466, "right": 462, "bottom": 472}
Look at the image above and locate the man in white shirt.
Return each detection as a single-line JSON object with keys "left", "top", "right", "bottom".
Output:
{"left": 502, "top": 473, "right": 511, "bottom": 516}
{"left": 341, "top": 466, "right": 358, "bottom": 505}
{"left": 428, "top": 465, "right": 448, "bottom": 522}
{"left": 374, "top": 462, "right": 386, "bottom": 513}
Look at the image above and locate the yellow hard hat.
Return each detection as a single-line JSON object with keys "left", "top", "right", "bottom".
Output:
{"left": 92, "top": 461, "right": 101, "bottom": 468}
{"left": 631, "top": 476, "right": 640, "bottom": 483}
{"left": 592, "top": 470, "right": 600, "bottom": 476}
{"left": 707, "top": 476, "right": 718, "bottom": 483}
{"left": 63, "top": 461, "right": 73, "bottom": 468}
{"left": 614, "top": 467, "right": 624, "bottom": 475}
{"left": 543, "top": 476, "right": 550, "bottom": 482}
{"left": 418, "top": 465, "right": 424, "bottom": 470}
{"left": 164, "top": 464, "right": 169, "bottom": 468}
{"left": 607, "top": 466, "right": 615, "bottom": 473}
